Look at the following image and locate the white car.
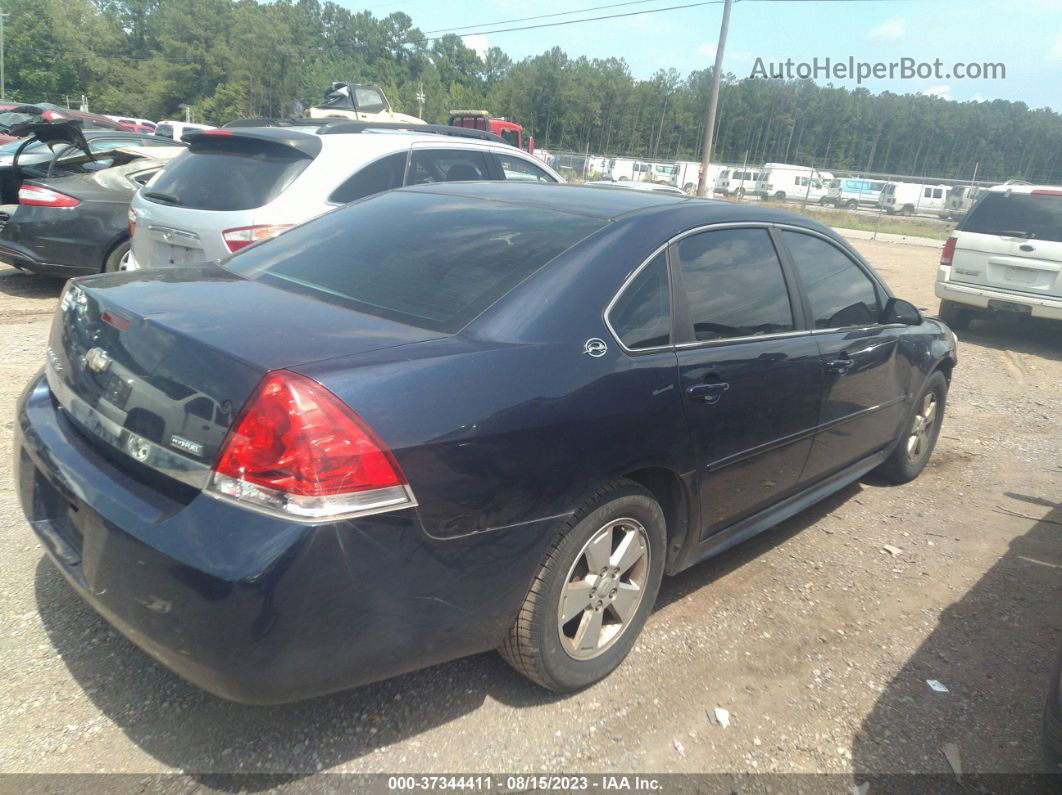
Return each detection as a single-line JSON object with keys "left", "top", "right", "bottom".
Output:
{"left": 129, "top": 122, "right": 563, "bottom": 268}
{"left": 935, "top": 183, "right": 1062, "bottom": 328}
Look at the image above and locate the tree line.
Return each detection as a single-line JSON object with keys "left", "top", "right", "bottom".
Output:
{"left": 6, "top": 0, "right": 1060, "bottom": 183}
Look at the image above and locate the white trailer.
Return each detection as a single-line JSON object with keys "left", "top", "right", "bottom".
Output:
{"left": 879, "top": 182, "right": 949, "bottom": 216}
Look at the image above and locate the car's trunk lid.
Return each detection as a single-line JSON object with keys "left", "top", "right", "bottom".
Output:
{"left": 46, "top": 264, "right": 445, "bottom": 488}
{"left": 951, "top": 190, "right": 1062, "bottom": 299}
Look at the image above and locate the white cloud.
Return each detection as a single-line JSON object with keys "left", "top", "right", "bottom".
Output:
{"left": 1049, "top": 34, "right": 1062, "bottom": 63}
{"left": 462, "top": 34, "right": 489, "bottom": 59}
{"left": 924, "top": 85, "right": 951, "bottom": 98}
{"left": 867, "top": 17, "right": 907, "bottom": 41}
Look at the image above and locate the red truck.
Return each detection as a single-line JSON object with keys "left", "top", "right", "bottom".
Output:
{"left": 448, "top": 110, "right": 534, "bottom": 153}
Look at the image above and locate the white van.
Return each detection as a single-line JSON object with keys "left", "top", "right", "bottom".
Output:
{"left": 674, "top": 161, "right": 725, "bottom": 194}
{"left": 936, "top": 184, "right": 1062, "bottom": 327}
{"left": 942, "top": 185, "right": 990, "bottom": 219}
{"left": 714, "top": 167, "right": 761, "bottom": 198}
{"left": 755, "top": 163, "right": 833, "bottom": 201}
{"left": 880, "top": 182, "right": 949, "bottom": 216}
{"left": 825, "top": 178, "right": 886, "bottom": 208}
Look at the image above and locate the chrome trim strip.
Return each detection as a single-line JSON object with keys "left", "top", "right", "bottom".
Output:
{"left": 46, "top": 365, "right": 212, "bottom": 489}
{"left": 203, "top": 482, "right": 419, "bottom": 524}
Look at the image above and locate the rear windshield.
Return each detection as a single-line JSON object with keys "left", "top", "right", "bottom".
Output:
{"left": 224, "top": 190, "right": 606, "bottom": 333}
{"left": 143, "top": 138, "right": 312, "bottom": 211}
{"left": 960, "top": 192, "right": 1062, "bottom": 243}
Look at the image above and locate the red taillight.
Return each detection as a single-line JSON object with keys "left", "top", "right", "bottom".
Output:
{"left": 19, "top": 186, "right": 80, "bottom": 207}
{"left": 940, "top": 236, "right": 957, "bottom": 266}
{"left": 221, "top": 224, "right": 292, "bottom": 253}
{"left": 208, "top": 370, "right": 415, "bottom": 520}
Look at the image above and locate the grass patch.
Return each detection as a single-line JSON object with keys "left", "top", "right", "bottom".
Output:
{"left": 757, "top": 200, "right": 954, "bottom": 241}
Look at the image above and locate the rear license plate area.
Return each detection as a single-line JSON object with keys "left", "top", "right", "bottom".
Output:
{"left": 1004, "top": 266, "right": 1038, "bottom": 285}
{"left": 987, "top": 299, "right": 1032, "bottom": 315}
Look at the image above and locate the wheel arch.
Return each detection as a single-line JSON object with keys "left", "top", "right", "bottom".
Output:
{"left": 621, "top": 466, "right": 693, "bottom": 575}
{"left": 101, "top": 233, "right": 130, "bottom": 270}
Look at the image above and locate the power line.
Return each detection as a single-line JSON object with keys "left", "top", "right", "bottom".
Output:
{"left": 421, "top": 0, "right": 684, "bottom": 35}
{"left": 420, "top": 0, "right": 731, "bottom": 42}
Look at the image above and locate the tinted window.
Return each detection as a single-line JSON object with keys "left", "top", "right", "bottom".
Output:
{"left": 675, "top": 228, "right": 794, "bottom": 341}
{"left": 144, "top": 138, "right": 312, "bottom": 210}
{"left": 500, "top": 128, "right": 520, "bottom": 147}
{"left": 783, "top": 231, "right": 881, "bottom": 328}
{"left": 154, "top": 124, "right": 174, "bottom": 139}
{"left": 961, "top": 192, "right": 1062, "bottom": 243}
{"left": 496, "top": 153, "right": 555, "bottom": 182}
{"left": 609, "top": 253, "right": 670, "bottom": 350}
{"left": 224, "top": 191, "right": 606, "bottom": 333}
{"left": 329, "top": 152, "right": 406, "bottom": 203}
{"left": 409, "top": 149, "right": 491, "bottom": 184}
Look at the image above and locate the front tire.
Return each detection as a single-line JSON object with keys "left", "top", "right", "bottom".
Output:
{"left": 499, "top": 480, "right": 666, "bottom": 692}
{"left": 876, "top": 371, "right": 948, "bottom": 484}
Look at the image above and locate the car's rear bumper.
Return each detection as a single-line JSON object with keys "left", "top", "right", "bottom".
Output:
{"left": 935, "top": 280, "right": 1062, "bottom": 321}
{"left": 17, "top": 373, "right": 555, "bottom": 703}
{"left": 0, "top": 239, "right": 95, "bottom": 277}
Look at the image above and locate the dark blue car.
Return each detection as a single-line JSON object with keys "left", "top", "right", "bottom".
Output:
{"left": 16, "top": 182, "right": 957, "bottom": 703}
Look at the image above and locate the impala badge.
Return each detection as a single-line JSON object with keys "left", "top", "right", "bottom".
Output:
{"left": 583, "top": 338, "right": 608, "bottom": 358}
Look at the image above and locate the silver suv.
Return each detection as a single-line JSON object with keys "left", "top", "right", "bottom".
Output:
{"left": 128, "top": 122, "right": 563, "bottom": 268}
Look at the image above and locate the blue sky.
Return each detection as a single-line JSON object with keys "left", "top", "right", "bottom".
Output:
{"left": 345, "top": 0, "right": 1062, "bottom": 110}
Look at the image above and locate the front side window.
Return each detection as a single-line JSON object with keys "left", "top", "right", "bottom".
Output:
{"left": 329, "top": 152, "right": 407, "bottom": 203}
{"left": 354, "top": 86, "right": 386, "bottom": 114}
{"left": 674, "top": 228, "right": 794, "bottom": 342}
{"left": 782, "top": 231, "right": 881, "bottom": 329}
{"left": 496, "top": 153, "right": 556, "bottom": 182}
{"left": 609, "top": 253, "right": 671, "bottom": 350}
{"left": 409, "top": 149, "right": 492, "bottom": 184}
{"left": 500, "top": 128, "right": 520, "bottom": 147}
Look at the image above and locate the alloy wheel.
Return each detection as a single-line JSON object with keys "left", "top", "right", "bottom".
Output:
{"left": 907, "top": 391, "right": 938, "bottom": 460}
{"left": 557, "top": 518, "right": 650, "bottom": 660}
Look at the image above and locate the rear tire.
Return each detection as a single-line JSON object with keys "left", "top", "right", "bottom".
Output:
{"left": 734, "top": 187, "right": 745, "bottom": 199}
{"left": 499, "top": 480, "right": 666, "bottom": 692}
{"left": 938, "top": 299, "right": 972, "bottom": 331}
{"left": 876, "top": 371, "right": 948, "bottom": 484}
{"left": 844, "top": 199, "right": 857, "bottom": 210}
{"left": 103, "top": 240, "right": 130, "bottom": 273}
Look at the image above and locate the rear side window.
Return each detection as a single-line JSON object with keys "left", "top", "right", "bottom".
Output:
{"left": 782, "top": 231, "right": 880, "bottom": 328}
{"left": 224, "top": 191, "right": 606, "bottom": 333}
{"left": 961, "top": 192, "right": 1062, "bottom": 243}
{"left": 145, "top": 138, "right": 312, "bottom": 211}
{"left": 674, "top": 228, "right": 794, "bottom": 341}
{"left": 154, "top": 124, "right": 174, "bottom": 139}
{"left": 329, "top": 152, "right": 406, "bottom": 204}
{"left": 609, "top": 253, "right": 671, "bottom": 350}
{"left": 495, "top": 153, "right": 555, "bottom": 183}
{"left": 410, "top": 149, "right": 492, "bottom": 185}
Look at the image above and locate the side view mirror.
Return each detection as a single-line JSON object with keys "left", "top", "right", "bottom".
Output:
{"left": 882, "top": 297, "right": 922, "bottom": 326}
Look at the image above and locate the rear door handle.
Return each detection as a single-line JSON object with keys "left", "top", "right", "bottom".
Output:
{"left": 825, "top": 357, "right": 854, "bottom": 375}
{"left": 685, "top": 382, "right": 730, "bottom": 404}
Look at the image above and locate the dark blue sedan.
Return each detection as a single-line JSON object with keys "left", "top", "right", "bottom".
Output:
{"left": 16, "top": 182, "right": 957, "bottom": 703}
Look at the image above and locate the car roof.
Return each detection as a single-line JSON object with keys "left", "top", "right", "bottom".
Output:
{"left": 396, "top": 182, "right": 841, "bottom": 232}
{"left": 985, "top": 183, "right": 1062, "bottom": 194}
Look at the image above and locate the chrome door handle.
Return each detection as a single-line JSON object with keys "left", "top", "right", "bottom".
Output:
{"left": 685, "top": 382, "right": 730, "bottom": 404}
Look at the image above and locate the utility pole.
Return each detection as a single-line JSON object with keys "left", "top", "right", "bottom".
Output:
{"left": 697, "top": 0, "right": 733, "bottom": 197}
{"left": 0, "top": 7, "right": 9, "bottom": 101}
{"left": 416, "top": 83, "right": 425, "bottom": 119}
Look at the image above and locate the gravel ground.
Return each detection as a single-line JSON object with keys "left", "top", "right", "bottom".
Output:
{"left": 0, "top": 239, "right": 1059, "bottom": 785}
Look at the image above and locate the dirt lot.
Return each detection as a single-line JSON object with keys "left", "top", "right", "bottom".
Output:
{"left": 0, "top": 239, "right": 1059, "bottom": 785}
